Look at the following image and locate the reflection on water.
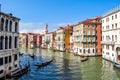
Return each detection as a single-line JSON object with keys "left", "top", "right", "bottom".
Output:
{"left": 18, "top": 48, "right": 120, "bottom": 80}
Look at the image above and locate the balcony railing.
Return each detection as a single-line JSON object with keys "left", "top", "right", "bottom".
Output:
{"left": 101, "top": 41, "right": 115, "bottom": 45}
{"left": 92, "top": 39, "right": 95, "bottom": 42}
{"left": 82, "top": 39, "right": 86, "bottom": 42}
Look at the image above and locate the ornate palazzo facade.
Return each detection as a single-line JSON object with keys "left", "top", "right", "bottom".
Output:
{"left": 0, "top": 12, "right": 20, "bottom": 78}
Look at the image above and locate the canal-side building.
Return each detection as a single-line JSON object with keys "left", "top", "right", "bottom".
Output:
{"left": 0, "top": 12, "right": 20, "bottom": 78}
{"left": 27, "top": 33, "right": 37, "bottom": 48}
{"left": 73, "top": 23, "right": 83, "bottom": 54}
{"left": 73, "top": 17, "right": 102, "bottom": 56}
{"left": 101, "top": 6, "right": 120, "bottom": 63}
{"left": 64, "top": 25, "right": 73, "bottom": 52}
{"left": 41, "top": 24, "right": 48, "bottom": 48}
{"left": 36, "top": 34, "right": 42, "bottom": 47}
{"left": 52, "top": 31, "right": 56, "bottom": 50}
{"left": 45, "top": 32, "right": 54, "bottom": 49}
{"left": 19, "top": 33, "right": 28, "bottom": 48}
{"left": 55, "top": 27, "right": 65, "bottom": 51}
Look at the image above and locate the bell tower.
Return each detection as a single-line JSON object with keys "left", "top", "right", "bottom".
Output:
{"left": 45, "top": 24, "right": 48, "bottom": 34}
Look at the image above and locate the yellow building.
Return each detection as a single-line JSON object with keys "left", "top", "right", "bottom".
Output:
{"left": 64, "top": 25, "right": 73, "bottom": 52}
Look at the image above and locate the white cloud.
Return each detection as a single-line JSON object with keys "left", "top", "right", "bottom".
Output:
{"left": 19, "top": 22, "right": 45, "bottom": 34}
{"left": 20, "top": 29, "right": 29, "bottom": 33}
{"left": 19, "top": 21, "right": 77, "bottom": 33}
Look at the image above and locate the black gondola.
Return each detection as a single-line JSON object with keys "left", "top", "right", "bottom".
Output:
{"left": 29, "top": 53, "right": 35, "bottom": 59}
{"left": 113, "top": 63, "right": 120, "bottom": 69}
{"left": 80, "top": 57, "right": 88, "bottom": 62}
{"left": 6, "top": 64, "right": 30, "bottom": 79}
{"left": 35, "top": 59, "right": 53, "bottom": 67}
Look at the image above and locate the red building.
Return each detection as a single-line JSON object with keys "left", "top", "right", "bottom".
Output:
{"left": 19, "top": 33, "right": 42, "bottom": 48}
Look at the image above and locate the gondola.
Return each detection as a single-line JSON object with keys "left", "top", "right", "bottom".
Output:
{"left": 19, "top": 52, "right": 23, "bottom": 56}
{"left": 35, "top": 59, "right": 53, "bottom": 67}
{"left": 113, "top": 63, "right": 120, "bottom": 69}
{"left": 29, "top": 53, "right": 35, "bottom": 59}
{"left": 7, "top": 64, "right": 30, "bottom": 79}
{"left": 80, "top": 57, "right": 88, "bottom": 62}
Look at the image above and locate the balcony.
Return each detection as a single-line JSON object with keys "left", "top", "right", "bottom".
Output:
{"left": 87, "top": 39, "right": 91, "bottom": 42}
{"left": 92, "top": 39, "right": 95, "bottom": 42}
{"left": 101, "top": 41, "right": 115, "bottom": 45}
{"left": 92, "top": 32, "right": 95, "bottom": 35}
{"left": 74, "top": 39, "right": 80, "bottom": 42}
{"left": 82, "top": 39, "right": 86, "bottom": 42}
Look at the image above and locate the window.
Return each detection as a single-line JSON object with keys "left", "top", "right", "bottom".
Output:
{"left": 5, "top": 57, "right": 8, "bottom": 64}
{"left": 112, "top": 16, "right": 114, "bottom": 20}
{"left": 93, "top": 49, "right": 95, "bottom": 53}
{"left": 115, "top": 14, "right": 117, "bottom": 19}
{"left": 15, "top": 37, "right": 17, "bottom": 48}
{"left": 102, "top": 36, "right": 104, "bottom": 41}
{"left": 106, "top": 45, "right": 109, "bottom": 50}
{"left": 5, "top": 19, "right": 8, "bottom": 31}
{"left": 88, "top": 29, "right": 90, "bottom": 35}
{"left": 14, "top": 54, "right": 17, "bottom": 61}
{"left": 88, "top": 43, "right": 90, "bottom": 47}
{"left": 112, "top": 35, "right": 114, "bottom": 41}
{"left": 96, "top": 49, "right": 98, "bottom": 53}
{"left": 103, "top": 26, "right": 104, "bottom": 30}
{"left": 88, "top": 49, "right": 90, "bottom": 53}
{"left": 0, "top": 58, "right": 3, "bottom": 66}
{"left": 106, "top": 52, "right": 109, "bottom": 55}
{"left": 112, "top": 54, "right": 114, "bottom": 56}
{"left": 9, "top": 56, "right": 11, "bottom": 63}
{"left": 14, "top": 64, "right": 17, "bottom": 67}
{"left": 15, "top": 22, "right": 18, "bottom": 32}
{"left": 0, "top": 36, "right": 4, "bottom": 50}
{"left": 83, "top": 44, "right": 86, "bottom": 47}
{"left": 0, "top": 70, "right": 3, "bottom": 74}
{"left": 1, "top": 18, "right": 4, "bottom": 31}
{"left": 112, "top": 46, "right": 114, "bottom": 50}
{"left": 83, "top": 49, "right": 85, "bottom": 53}
{"left": 5, "top": 37, "right": 8, "bottom": 49}
{"left": 102, "top": 45, "right": 104, "bottom": 48}
{"left": 115, "top": 35, "right": 117, "bottom": 41}
{"left": 102, "top": 20, "right": 104, "bottom": 23}
{"left": 106, "top": 17, "right": 109, "bottom": 22}
{"left": 112, "top": 24, "right": 114, "bottom": 29}
{"left": 9, "top": 21, "right": 12, "bottom": 32}
{"left": 115, "top": 23, "right": 117, "bottom": 28}
{"left": 9, "top": 36, "right": 12, "bottom": 49}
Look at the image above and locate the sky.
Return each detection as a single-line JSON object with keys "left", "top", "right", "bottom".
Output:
{"left": 0, "top": 0, "right": 120, "bottom": 34}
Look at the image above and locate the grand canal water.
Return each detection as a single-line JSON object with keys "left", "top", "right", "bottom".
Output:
{"left": 17, "top": 48, "right": 120, "bottom": 80}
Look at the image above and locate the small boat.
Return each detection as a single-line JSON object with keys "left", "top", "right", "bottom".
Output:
{"left": 113, "top": 63, "right": 120, "bottom": 69}
{"left": 80, "top": 57, "right": 88, "bottom": 62}
{"left": 6, "top": 64, "right": 30, "bottom": 78}
{"left": 29, "top": 53, "right": 35, "bottom": 59}
{"left": 19, "top": 52, "right": 23, "bottom": 56}
{"left": 35, "top": 59, "right": 53, "bottom": 68}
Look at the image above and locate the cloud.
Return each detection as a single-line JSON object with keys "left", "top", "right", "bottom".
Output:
{"left": 19, "top": 22, "right": 45, "bottom": 34}
{"left": 19, "top": 21, "right": 76, "bottom": 33}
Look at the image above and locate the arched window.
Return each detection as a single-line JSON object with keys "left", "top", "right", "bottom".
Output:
{"left": 15, "top": 22, "right": 18, "bottom": 32}
{"left": 93, "top": 49, "right": 95, "bottom": 53}
{"left": 1, "top": 18, "right": 4, "bottom": 31}
{"left": 88, "top": 49, "right": 90, "bottom": 53}
{"left": 5, "top": 19, "right": 8, "bottom": 31}
{"left": 5, "top": 36, "right": 8, "bottom": 49}
{"left": 83, "top": 49, "right": 85, "bottom": 53}
{"left": 9, "top": 21, "right": 12, "bottom": 32}
{"left": 9, "top": 36, "right": 12, "bottom": 49}
{"left": 15, "top": 37, "right": 17, "bottom": 48}
{"left": 0, "top": 36, "right": 4, "bottom": 50}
